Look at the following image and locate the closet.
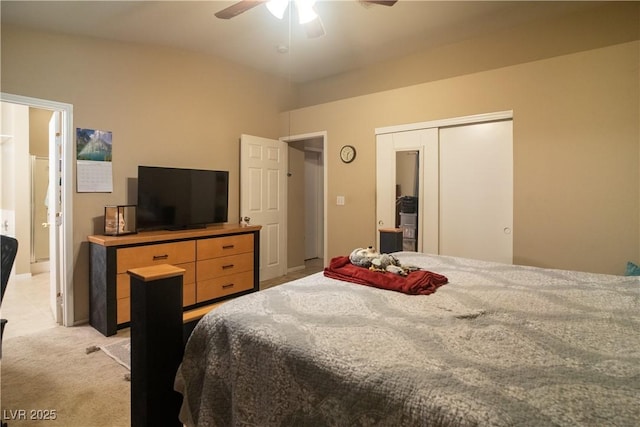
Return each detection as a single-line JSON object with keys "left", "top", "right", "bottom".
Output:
{"left": 376, "top": 112, "right": 513, "bottom": 264}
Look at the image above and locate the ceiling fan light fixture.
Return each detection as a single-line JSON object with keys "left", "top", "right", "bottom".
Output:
{"left": 266, "top": 0, "right": 289, "bottom": 19}
{"left": 295, "top": 0, "right": 318, "bottom": 24}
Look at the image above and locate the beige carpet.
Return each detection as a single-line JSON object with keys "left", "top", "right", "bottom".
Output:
{"left": 1, "top": 324, "right": 130, "bottom": 427}
{"left": 0, "top": 259, "right": 323, "bottom": 427}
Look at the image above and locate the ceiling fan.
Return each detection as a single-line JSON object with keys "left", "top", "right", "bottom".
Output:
{"left": 214, "top": 0, "right": 398, "bottom": 39}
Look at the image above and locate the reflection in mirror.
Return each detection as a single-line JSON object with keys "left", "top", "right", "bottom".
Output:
{"left": 396, "top": 151, "right": 419, "bottom": 252}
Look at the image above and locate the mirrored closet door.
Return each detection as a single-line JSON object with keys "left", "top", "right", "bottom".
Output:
{"left": 376, "top": 116, "right": 513, "bottom": 264}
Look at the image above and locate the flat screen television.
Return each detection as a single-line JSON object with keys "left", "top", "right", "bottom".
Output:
{"left": 136, "top": 166, "right": 229, "bottom": 231}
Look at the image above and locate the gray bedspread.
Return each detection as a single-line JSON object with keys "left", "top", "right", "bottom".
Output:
{"left": 175, "top": 253, "right": 640, "bottom": 426}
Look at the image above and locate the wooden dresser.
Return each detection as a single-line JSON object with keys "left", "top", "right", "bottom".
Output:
{"left": 88, "top": 224, "right": 260, "bottom": 336}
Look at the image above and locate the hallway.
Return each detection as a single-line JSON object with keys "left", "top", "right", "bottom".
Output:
{"left": 1, "top": 271, "right": 55, "bottom": 339}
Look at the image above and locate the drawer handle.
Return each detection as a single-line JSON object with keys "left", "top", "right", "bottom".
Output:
{"left": 222, "top": 264, "right": 234, "bottom": 269}
{"left": 153, "top": 254, "right": 169, "bottom": 260}
{"left": 222, "top": 245, "right": 235, "bottom": 250}
{"left": 222, "top": 283, "right": 235, "bottom": 289}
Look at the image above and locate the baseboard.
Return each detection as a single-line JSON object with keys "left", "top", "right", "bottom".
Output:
{"left": 30, "top": 261, "right": 50, "bottom": 275}
{"left": 287, "top": 265, "right": 305, "bottom": 274}
{"left": 74, "top": 318, "right": 90, "bottom": 326}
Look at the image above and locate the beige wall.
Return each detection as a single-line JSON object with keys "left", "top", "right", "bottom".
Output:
{"left": 1, "top": 26, "right": 293, "bottom": 323}
{"left": 29, "top": 108, "right": 53, "bottom": 157}
{"left": 297, "top": 2, "right": 640, "bottom": 107}
{"left": 1, "top": 103, "right": 30, "bottom": 275}
{"left": 285, "top": 41, "right": 639, "bottom": 275}
{"left": 1, "top": 3, "right": 639, "bottom": 326}
{"left": 396, "top": 151, "right": 417, "bottom": 198}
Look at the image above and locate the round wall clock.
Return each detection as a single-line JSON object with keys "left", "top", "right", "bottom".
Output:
{"left": 340, "top": 145, "right": 356, "bottom": 163}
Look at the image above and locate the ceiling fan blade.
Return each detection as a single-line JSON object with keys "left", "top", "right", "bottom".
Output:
{"left": 304, "top": 17, "right": 325, "bottom": 39}
{"left": 360, "top": 0, "right": 398, "bottom": 6}
{"left": 215, "top": 0, "right": 265, "bottom": 19}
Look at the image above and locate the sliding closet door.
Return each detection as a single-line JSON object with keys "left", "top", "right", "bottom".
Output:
{"left": 439, "top": 121, "right": 513, "bottom": 264}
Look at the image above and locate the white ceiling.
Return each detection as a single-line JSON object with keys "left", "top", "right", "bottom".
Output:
{"left": 1, "top": 1, "right": 601, "bottom": 83}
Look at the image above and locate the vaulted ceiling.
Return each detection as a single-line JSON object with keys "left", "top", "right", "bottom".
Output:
{"left": 1, "top": 1, "right": 603, "bottom": 83}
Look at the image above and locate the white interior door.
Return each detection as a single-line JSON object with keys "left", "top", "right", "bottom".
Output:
{"left": 240, "top": 134, "right": 287, "bottom": 281}
{"left": 48, "top": 111, "right": 63, "bottom": 323}
{"left": 439, "top": 121, "right": 513, "bottom": 263}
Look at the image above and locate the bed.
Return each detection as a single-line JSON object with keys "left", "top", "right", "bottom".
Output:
{"left": 175, "top": 252, "right": 640, "bottom": 426}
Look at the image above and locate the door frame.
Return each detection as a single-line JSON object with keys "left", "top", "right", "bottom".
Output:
{"left": 280, "top": 131, "right": 328, "bottom": 265}
{"left": 1, "top": 92, "right": 74, "bottom": 326}
{"left": 375, "top": 111, "right": 513, "bottom": 135}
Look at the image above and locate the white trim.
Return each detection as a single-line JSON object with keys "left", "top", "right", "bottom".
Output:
{"left": 74, "top": 317, "right": 89, "bottom": 326}
{"left": 375, "top": 110, "right": 513, "bottom": 135}
{"left": 280, "top": 131, "right": 326, "bottom": 143}
{"left": 287, "top": 265, "right": 306, "bottom": 274}
{"left": 31, "top": 260, "right": 50, "bottom": 275}
{"left": 1, "top": 92, "right": 74, "bottom": 327}
{"left": 280, "top": 130, "right": 328, "bottom": 266}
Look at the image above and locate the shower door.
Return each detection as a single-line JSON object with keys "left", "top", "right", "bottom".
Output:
{"left": 31, "top": 155, "right": 50, "bottom": 264}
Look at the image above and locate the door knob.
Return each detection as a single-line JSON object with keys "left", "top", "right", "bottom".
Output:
{"left": 378, "top": 220, "right": 384, "bottom": 226}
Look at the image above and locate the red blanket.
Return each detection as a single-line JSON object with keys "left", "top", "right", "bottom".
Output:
{"left": 323, "top": 256, "right": 448, "bottom": 295}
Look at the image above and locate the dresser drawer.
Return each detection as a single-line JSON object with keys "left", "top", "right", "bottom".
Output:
{"left": 89, "top": 226, "right": 260, "bottom": 337}
{"left": 197, "top": 253, "right": 253, "bottom": 281}
{"left": 117, "top": 297, "right": 130, "bottom": 325}
{"left": 116, "top": 283, "right": 195, "bottom": 325}
{"left": 116, "top": 274, "right": 130, "bottom": 300}
{"left": 116, "top": 261, "right": 196, "bottom": 324}
{"left": 197, "top": 234, "right": 253, "bottom": 260}
{"left": 117, "top": 262, "right": 195, "bottom": 299}
{"left": 184, "top": 282, "right": 196, "bottom": 307}
{"left": 117, "top": 241, "right": 195, "bottom": 273}
{"left": 197, "top": 270, "right": 254, "bottom": 302}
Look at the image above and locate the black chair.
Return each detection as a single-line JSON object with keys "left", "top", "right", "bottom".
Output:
{"left": 1, "top": 235, "right": 19, "bottom": 357}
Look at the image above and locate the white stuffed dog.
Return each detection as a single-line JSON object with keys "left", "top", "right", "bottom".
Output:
{"left": 349, "top": 246, "right": 418, "bottom": 276}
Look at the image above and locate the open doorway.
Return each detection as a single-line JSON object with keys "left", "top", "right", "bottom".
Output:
{"left": 1, "top": 93, "right": 74, "bottom": 327}
{"left": 284, "top": 133, "right": 326, "bottom": 272}
{"left": 239, "top": 132, "right": 327, "bottom": 282}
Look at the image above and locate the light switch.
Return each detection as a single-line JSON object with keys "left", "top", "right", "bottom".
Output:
{"left": 336, "top": 196, "right": 345, "bottom": 205}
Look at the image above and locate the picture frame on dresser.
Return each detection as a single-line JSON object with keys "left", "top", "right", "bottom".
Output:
{"left": 104, "top": 205, "right": 137, "bottom": 236}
